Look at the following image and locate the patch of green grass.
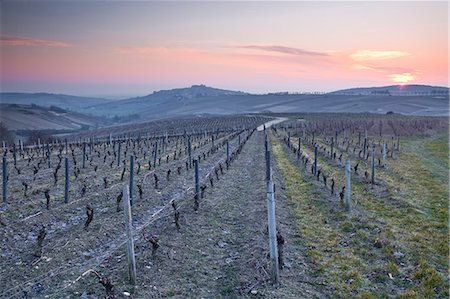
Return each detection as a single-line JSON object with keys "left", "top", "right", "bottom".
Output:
{"left": 220, "top": 286, "right": 233, "bottom": 295}
{"left": 340, "top": 221, "right": 354, "bottom": 233}
{"left": 408, "top": 260, "right": 448, "bottom": 298}
{"left": 274, "top": 131, "right": 449, "bottom": 298}
{"left": 219, "top": 266, "right": 237, "bottom": 296}
{"left": 424, "top": 135, "right": 449, "bottom": 168}
{"left": 270, "top": 134, "right": 372, "bottom": 297}
{"left": 165, "top": 290, "right": 176, "bottom": 297}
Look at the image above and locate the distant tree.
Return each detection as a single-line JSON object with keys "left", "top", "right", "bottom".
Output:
{"left": 26, "top": 130, "right": 53, "bottom": 145}
{"left": 0, "top": 122, "right": 15, "bottom": 146}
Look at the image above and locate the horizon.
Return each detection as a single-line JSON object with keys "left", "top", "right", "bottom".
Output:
{"left": 1, "top": 83, "right": 449, "bottom": 100}
{"left": 0, "top": 1, "right": 448, "bottom": 96}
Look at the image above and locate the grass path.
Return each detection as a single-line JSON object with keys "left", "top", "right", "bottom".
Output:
{"left": 270, "top": 130, "right": 449, "bottom": 298}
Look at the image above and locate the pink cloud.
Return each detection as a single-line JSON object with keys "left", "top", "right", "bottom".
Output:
{"left": 0, "top": 35, "right": 70, "bottom": 47}
{"left": 232, "top": 45, "right": 329, "bottom": 57}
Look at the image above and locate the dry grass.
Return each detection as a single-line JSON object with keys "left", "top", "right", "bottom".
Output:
{"left": 270, "top": 130, "right": 449, "bottom": 298}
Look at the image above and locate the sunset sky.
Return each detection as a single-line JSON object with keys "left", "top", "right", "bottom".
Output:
{"left": 0, "top": 1, "right": 448, "bottom": 97}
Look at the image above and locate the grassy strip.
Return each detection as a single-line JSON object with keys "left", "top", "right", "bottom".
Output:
{"left": 270, "top": 133, "right": 384, "bottom": 298}
{"left": 287, "top": 132, "right": 449, "bottom": 298}
{"left": 424, "top": 135, "right": 449, "bottom": 168}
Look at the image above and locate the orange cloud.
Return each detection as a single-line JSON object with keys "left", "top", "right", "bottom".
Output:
{"left": 349, "top": 50, "right": 409, "bottom": 61}
{"left": 0, "top": 35, "right": 70, "bottom": 47}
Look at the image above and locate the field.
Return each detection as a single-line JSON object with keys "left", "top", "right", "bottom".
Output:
{"left": 0, "top": 113, "right": 448, "bottom": 298}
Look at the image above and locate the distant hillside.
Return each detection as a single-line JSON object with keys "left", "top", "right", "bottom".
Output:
{"left": 0, "top": 92, "right": 112, "bottom": 112}
{"left": 0, "top": 104, "right": 106, "bottom": 131}
{"left": 330, "top": 84, "right": 449, "bottom": 96}
{"left": 88, "top": 84, "right": 449, "bottom": 118}
{"left": 2, "top": 85, "right": 448, "bottom": 128}
{"left": 87, "top": 84, "right": 249, "bottom": 117}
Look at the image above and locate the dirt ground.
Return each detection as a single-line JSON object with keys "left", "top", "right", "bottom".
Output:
{"left": 64, "top": 130, "right": 328, "bottom": 298}
{"left": 1, "top": 127, "right": 330, "bottom": 298}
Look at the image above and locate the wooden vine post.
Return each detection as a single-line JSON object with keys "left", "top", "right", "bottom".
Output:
{"left": 153, "top": 141, "right": 158, "bottom": 168}
{"left": 226, "top": 140, "right": 229, "bottom": 163}
{"left": 371, "top": 144, "right": 375, "bottom": 184}
{"left": 123, "top": 185, "right": 137, "bottom": 285}
{"left": 287, "top": 131, "right": 291, "bottom": 148}
{"left": 129, "top": 155, "right": 134, "bottom": 205}
{"left": 265, "top": 148, "right": 279, "bottom": 283}
{"left": 47, "top": 143, "right": 51, "bottom": 168}
{"left": 314, "top": 146, "right": 318, "bottom": 175}
{"left": 331, "top": 137, "right": 334, "bottom": 158}
{"left": 2, "top": 156, "right": 7, "bottom": 203}
{"left": 82, "top": 142, "right": 86, "bottom": 169}
{"left": 13, "top": 144, "right": 16, "bottom": 166}
{"left": 188, "top": 137, "right": 192, "bottom": 168}
{"left": 117, "top": 142, "right": 122, "bottom": 167}
{"left": 345, "top": 160, "right": 351, "bottom": 211}
{"left": 194, "top": 159, "right": 200, "bottom": 210}
{"left": 363, "top": 137, "right": 367, "bottom": 158}
{"left": 64, "top": 157, "right": 69, "bottom": 203}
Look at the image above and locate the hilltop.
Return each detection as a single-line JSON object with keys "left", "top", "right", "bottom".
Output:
{"left": 330, "top": 84, "right": 449, "bottom": 96}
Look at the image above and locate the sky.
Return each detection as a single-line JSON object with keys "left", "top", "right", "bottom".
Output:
{"left": 0, "top": 1, "right": 448, "bottom": 97}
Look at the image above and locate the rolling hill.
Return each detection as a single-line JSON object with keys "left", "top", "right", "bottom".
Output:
{"left": 1, "top": 85, "right": 448, "bottom": 130}
{"left": 331, "top": 84, "right": 449, "bottom": 96}
{"left": 0, "top": 104, "right": 106, "bottom": 131}
{"left": 89, "top": 84, "right": 449, "bottom": 118}
{"left": 0, "top": 92, "right": 111, "bottom": 112}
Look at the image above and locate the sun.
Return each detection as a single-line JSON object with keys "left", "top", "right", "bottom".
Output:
{"left": 389, "top": 73, "right": 415, "bottom": 85}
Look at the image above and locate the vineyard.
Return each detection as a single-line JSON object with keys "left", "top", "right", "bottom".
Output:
{"left": 0, "top": 113, "right": 448, "bottom": 298}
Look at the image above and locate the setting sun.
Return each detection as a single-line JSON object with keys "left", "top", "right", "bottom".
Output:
{"left": 389, "top": 72, "right": 415, "bottom": 85}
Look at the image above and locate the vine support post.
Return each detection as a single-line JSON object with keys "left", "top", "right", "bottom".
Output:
{"left": 265, "top": 150, "right": 279, "bottom": 284}
{"left": 118, "top": 142, "right": 122, "bottom": 167}
{"left": 123, "top": 185, "right": 137, "bottom": 285}
{"left": 188, "top": 137, "right": 192, "bottom": 169}
{"left": 153, "top": 141, "right": 158, "bottom": 168}
{"left": 46, "top": 143, "right": 51, "bottom": 168}
{"left": 331, "top": 137, "right": 334, "bottom": 158}
{"left": 129, "top": 155, "right": 134, "bottom": 205}
{"left": 363, "top": 137, "right": 367, "bottom": 158}
{"left": 345, "top": 160, "right": 351, "bottom": 211}
{"left": 64, "top": 157, "right": 69, "bottom": 203}
{"left": 13, "top": 144, "right": 17, "bottom": 166}
{"left": 287, "top": 132, "right": 291, "bottom": 148}
{"left": 82, "top": 142, "right": 86, "bottom": 169}
{"left": 226, "top": 140, "right": 229, "bottom": 163}
{"left": 371, "top": 145, "right": 375, "bottom": 184}
{"left": 194, "top": 159, "right": 199, "bottom": 207}
{"left": 314, "top": 146, "right": 318, "bottom": 175}
{"left": 2, "top": 157, "right": 7, "bottom": 203}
